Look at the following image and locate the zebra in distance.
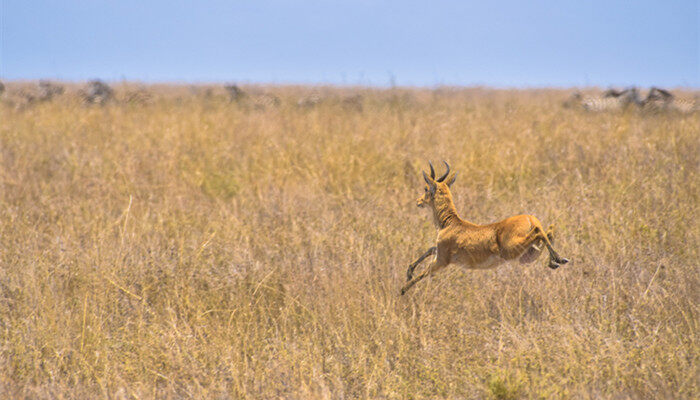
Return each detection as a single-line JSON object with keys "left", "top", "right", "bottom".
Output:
{"left": 297, "top": 93, "right": 323, "bottom": 108}
{"left": 250, "top": 93, "right": 281, "bottom": 110}
{"left": 564, "top": 87, "right": 697, "bottom": 114}
{"left": 224, "top": 84, "right": 246, "bottom": 102}
{"left": 563, "top": 87, "right": 641, "bottom": 112}
{"left": 0, "top": 80, "right": 65, "bottom": 110}
{"left": 666, "top": 97, "right": 698, "bottom": 114}
{"left": 221, "top": 83, "right": 281, "bottom": 110}
{"left": 37, "top": 80, "right": 65, "bottom": 101}
{"left": 122, "top": 87, "right": 154, "bottom": 105}
{"left": 641, "top": 87, "right": 697, "bottom": 114}
{"left": 80, "top": 80, "right": 114, "bottom": 105}
{"left": 295, "top": 93, "right": 364, "bottom": 112}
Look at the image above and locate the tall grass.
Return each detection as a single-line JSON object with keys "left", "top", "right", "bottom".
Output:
{"left": 0, "top": 85, "right": 698, "bottom": 398}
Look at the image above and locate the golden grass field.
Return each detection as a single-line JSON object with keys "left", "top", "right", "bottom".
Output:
{"left": 0, "top": 84, "right": 698, "bottom": 399}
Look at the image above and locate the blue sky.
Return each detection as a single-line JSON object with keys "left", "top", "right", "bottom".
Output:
{"left": 1, "top": 1, "right": 698, "bottom": 87}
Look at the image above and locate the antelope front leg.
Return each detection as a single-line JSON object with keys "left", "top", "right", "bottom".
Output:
{"left": 406, "top": 246, "right": 436, "bottom": 281}
{"left": 400, "top": 258, "right": 447, "bottom": 295}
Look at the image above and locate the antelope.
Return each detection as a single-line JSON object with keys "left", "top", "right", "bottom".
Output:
{"left": 400, "top": 162, "right": 569, "bottom": 295}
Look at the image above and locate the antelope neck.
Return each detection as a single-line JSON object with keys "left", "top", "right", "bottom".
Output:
{"left": 431, "top": 192, "right": 460, "bottom": 229}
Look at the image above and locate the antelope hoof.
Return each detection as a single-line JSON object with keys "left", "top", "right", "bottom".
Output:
{"left": 400, "top": 286, "right": 409, "bottom": 296}
{"left": 548, "top": 260, "right": 561, "bottom": 270}
{"left": 559, "top": 257, "right": 570, "bottom": 265}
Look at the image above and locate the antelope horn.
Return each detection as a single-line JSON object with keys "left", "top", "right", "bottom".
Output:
{"left": 428, "top": 161, "right": 435, "bottom": 179}
{"left": 422, "top": 171, "right": 434, "bottom": 186}
{"left": 437, "top": 161, "right": 450, "bottom": 182}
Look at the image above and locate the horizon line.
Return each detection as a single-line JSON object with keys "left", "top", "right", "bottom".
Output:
{"left": 2, "top": 78, "right": 698, "bottom": 91}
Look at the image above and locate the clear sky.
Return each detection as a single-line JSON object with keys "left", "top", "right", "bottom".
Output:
{"left": 1, "top": 0, "right": 698, "bottom": 87}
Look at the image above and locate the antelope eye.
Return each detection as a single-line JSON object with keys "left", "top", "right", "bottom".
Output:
{"left": 424, "top": 187, "right": 428, "bottom": 192}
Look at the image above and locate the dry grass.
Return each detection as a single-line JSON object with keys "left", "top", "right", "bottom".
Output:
{"left": 0, "top": 84, "right": 698, "bottom": 399}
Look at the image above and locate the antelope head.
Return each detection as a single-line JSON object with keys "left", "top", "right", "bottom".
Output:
{"left": 416, "top": 161, "right": 457, "bottom": 209}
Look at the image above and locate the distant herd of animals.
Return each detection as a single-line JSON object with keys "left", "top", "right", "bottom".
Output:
{"left": 0, "top": 80, "right": 118, "bottom": 109}
{"left": 563, "top": 86, "right": 698, "bottom": 113}
{"left": 0, "top": 80, "right": 363, "bottom": 112}
{"left": 0, "top": 80, "right": 696, "bottom": 114}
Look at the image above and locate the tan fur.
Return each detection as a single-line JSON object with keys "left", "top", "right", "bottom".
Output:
{"left": 401, "top": 162, "right": 568, "bottom": 295}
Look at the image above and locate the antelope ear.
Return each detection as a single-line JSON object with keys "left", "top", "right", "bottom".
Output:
{"left": 446, "top": 172, "right": 457, "bottom": 187}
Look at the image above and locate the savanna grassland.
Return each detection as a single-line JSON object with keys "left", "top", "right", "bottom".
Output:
{"left": 0, "top": 84, "right": 698, "bottom": 399}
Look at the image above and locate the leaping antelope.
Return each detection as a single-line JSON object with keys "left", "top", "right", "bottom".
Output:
{"left": 400, "top": 162, "right": 569, "bottom": 295}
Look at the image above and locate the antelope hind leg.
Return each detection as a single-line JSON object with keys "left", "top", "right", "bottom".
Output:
{"left": 509, "top": 224, "right": 567, "bottom": 268}
{"left": 517, "top": 225, "right": 551, "bottom": 264}
{"left": 522, "top": 225, "right": 555, "bottom": 264}
{"left": 545, "top": 225, "right": 561, "bottom": 268}
{"left": 539, "top": 225, "right": 569, "bottom": 269}
{"left": 501, "top": 225, "right": 542, "bottom": 260}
